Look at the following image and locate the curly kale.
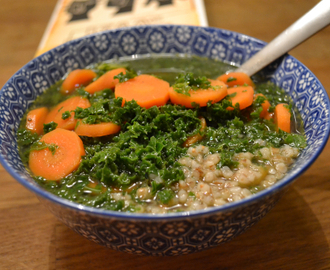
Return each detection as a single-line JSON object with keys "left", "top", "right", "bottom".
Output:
{"left": 172, "top": 73, "right": 213, "bottom": 96}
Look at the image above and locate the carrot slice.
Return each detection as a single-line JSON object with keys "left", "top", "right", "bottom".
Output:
{"left": 26, "top": 107, "right": 49, "bottom": 135}
{"left": 218, "top": 72, "right": 255, "bottom": 87}
{"left": 254, "top": 93, "right": 272, "bottom": 120}
{"left": 61, "top": 69, "right": 97, "bottom": 94}
{"left": 85, "top": 68, "right": 127, "bottom": 94}
{"left": 169, "top": 79, "right": 227, "bottom": 108}
{"left": 75, "top": 120, "right": 121, "bottom": 137}
{"left": 227, "top": 86, "right": 254, "bottom": 110}
{"left": 44, "top": 96, "right": 91, "bottom": 130}
{"left": 115, "top": 74, "right": 170, "bottom": 109}
{"left": 274, "top": 103, "right": 291, "bottom": 133}
{"left": 29, "top": 128, "right": 85, "bottom": 181}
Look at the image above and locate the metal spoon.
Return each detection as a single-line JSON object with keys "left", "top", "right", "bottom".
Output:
{"left": 235, "top": 0, "right": 330, "bottom": 76}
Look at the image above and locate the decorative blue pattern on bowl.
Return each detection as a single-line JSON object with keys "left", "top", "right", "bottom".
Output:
{"left": 0, "top": 25, "right": 329, "bottom": 256}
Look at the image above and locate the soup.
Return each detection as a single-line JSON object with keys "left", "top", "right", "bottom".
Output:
{"left": 17, "top": 54, "right": 306, "bottom": 214}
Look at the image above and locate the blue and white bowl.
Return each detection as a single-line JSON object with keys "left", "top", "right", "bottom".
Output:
{"left": 0, "top": 25, "right": 329, "bottom": 256}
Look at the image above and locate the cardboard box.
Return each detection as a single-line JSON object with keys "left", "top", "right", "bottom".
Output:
{"left": 36, "top": 0, "right": 208, "bottom": 56}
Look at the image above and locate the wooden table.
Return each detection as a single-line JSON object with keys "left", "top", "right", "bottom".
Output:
{"left": 1, "top": 0, "right": 330, "bottom": 269}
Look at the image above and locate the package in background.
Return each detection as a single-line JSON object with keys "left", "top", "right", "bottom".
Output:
{"left": 36, "top": 0, "right": 208, "bottom": 56}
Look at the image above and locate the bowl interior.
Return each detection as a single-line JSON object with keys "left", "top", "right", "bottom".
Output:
{"left": 0, "top": 25, "right": 329, "bottom": 218}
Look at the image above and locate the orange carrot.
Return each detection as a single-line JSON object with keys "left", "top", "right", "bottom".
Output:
{"left": 85, "top": 68, "right": 127, "bottom": 94}
{"left": 26, "top": 107, "right": 49, "bottom": 135}
{"left": 169, "top": 79, "right": 227, "bottom": 108}
{"left": 183, "top": 117, "right": 207, "bottom": 147}
{"left": 75, "top": 120, "right": 121, "bottom": 137}
{"left": 29, "top": 128, "right": 85, "bottom": 181}
{"left": 44, "top": 96, "right": 91, "bottom": 130}
{"left": 274, "top": 103, "right": 291, "bottom": 133}
{"left": 254, "top": 93, "right": 272, "bottom": 120}
{"left": 217, "top": 72, "right": 254, "bottom": 87}
{"left": 115, "top": 74, "right": 170, "bottom": 109}
{"left": 61, "top": 69, "right": 97, "bottom": 94}
{"left": 227, "top": 86, "right": 254, "bottom": 110}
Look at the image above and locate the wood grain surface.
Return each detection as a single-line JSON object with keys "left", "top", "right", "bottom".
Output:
{"left": 1, "top": 0, "right": 330, "bottom": 269}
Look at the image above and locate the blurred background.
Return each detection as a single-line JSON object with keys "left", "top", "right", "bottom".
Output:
{"left": 1, "top": 1, "right": 330, "bottom": 269}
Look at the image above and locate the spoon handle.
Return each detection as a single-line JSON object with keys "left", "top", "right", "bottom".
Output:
{"left": 236, "top": 0, "right": 330, "bottom": 76}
